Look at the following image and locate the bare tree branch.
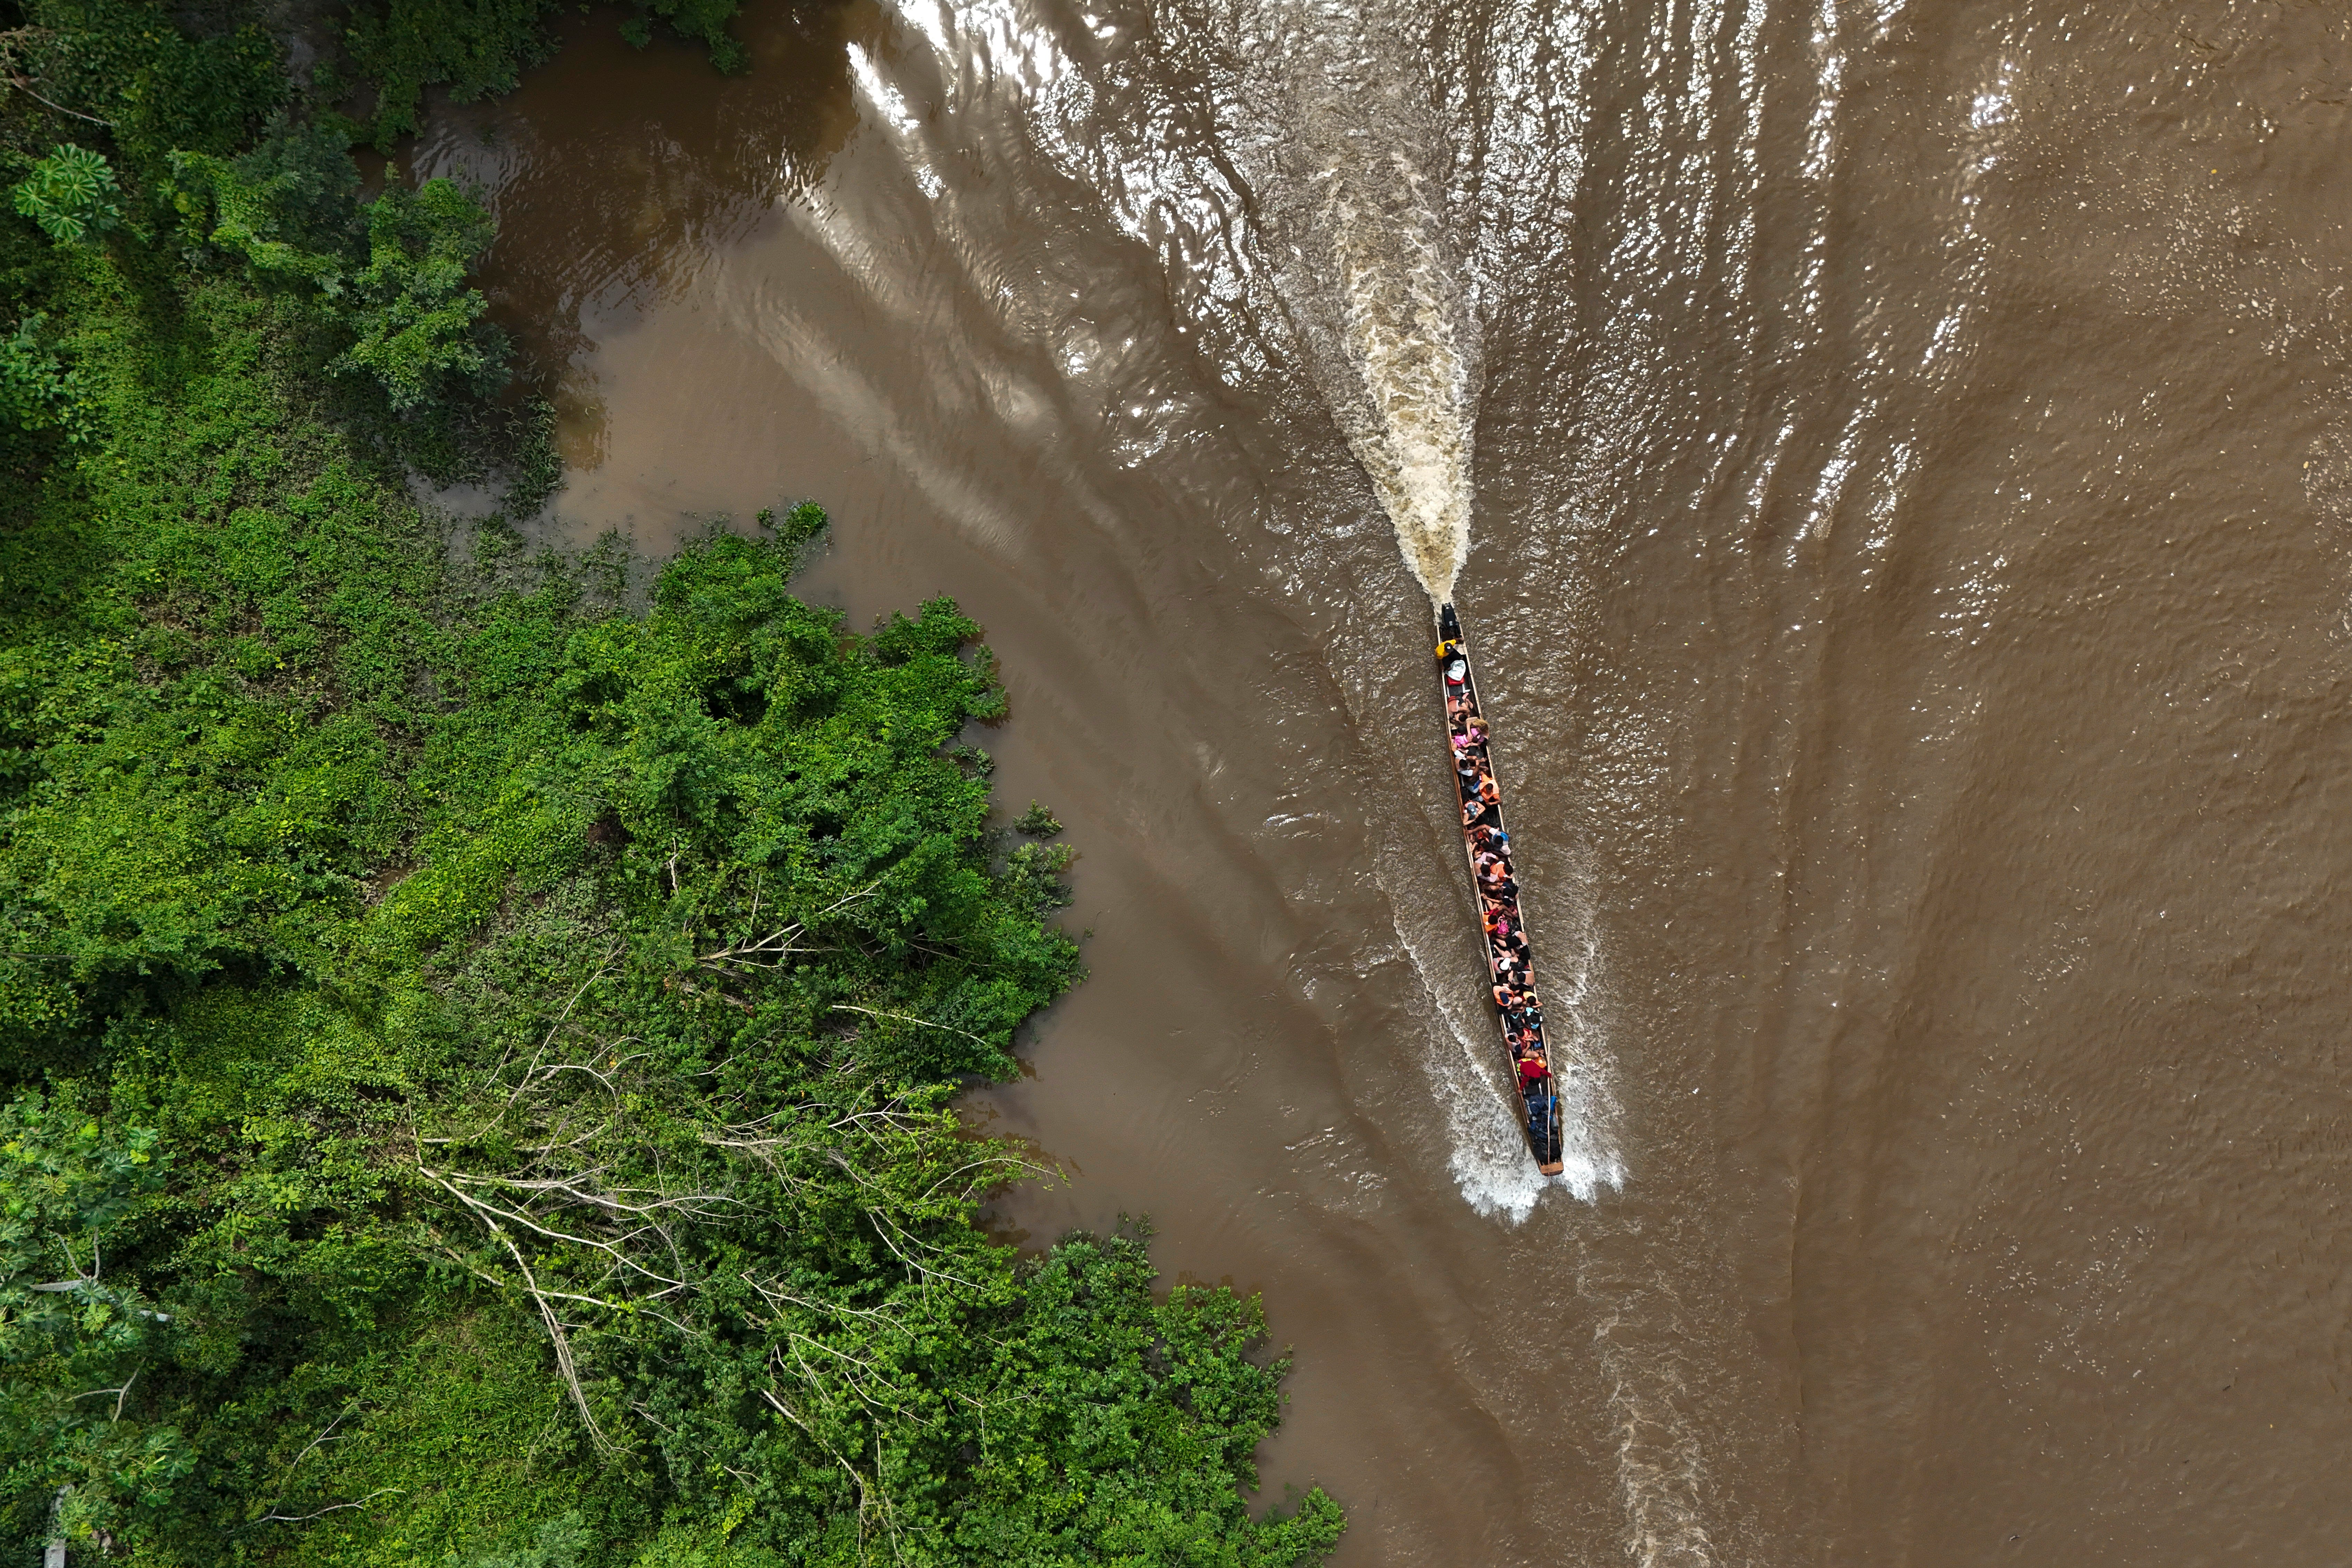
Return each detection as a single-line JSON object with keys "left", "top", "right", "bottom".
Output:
{"left": 68, "top": 1365, "right": 137, "bottom": 1419}
{"left": 256, "top": 1488, "right": 404, "bottom": 1525}
{"left": 419, "top": 1167, "right": 691, "bottom": 1294}
{"left": 0, "top": 51, "right": 110, "bottom": 127}
{"left": 830, "top": 1005, "right": 995, "bottom": 1047}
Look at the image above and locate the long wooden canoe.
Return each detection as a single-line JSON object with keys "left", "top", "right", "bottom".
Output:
{"left": 1435, "top": 603, "right": 1566, "bottom": 1174}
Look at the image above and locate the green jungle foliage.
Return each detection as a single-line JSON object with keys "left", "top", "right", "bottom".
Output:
{"left": 0, "top": 2, "right": 1345, "bottom": 1564}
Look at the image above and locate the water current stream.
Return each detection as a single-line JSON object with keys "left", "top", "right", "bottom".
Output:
{"left": 416, "top": 1, "right": 2352, "bottom": 1560}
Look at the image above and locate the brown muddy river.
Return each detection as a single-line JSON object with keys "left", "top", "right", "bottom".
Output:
{"left": 413, "top": 1, "right": 2352, "bottom": 1560}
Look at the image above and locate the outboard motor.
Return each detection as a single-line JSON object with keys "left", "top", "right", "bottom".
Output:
{"left": 1525, "top": 1092, "right": 1558, "bottom": 1159}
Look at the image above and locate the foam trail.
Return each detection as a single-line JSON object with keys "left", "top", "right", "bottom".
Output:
{"left": 1598, "top": 1332, "right": 1721, "bottom": 1567}
{"left": 1329, "top": 165, "right": 1478, "bottom": 603}
{"left": 1231, "top": 0, "right": 1483, "bottom": 606}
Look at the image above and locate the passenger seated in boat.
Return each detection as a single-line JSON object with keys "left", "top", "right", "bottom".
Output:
{"left": 1516, "top": 1054, "right": 1550, "bottom": 1091}
{"left": 1444, "top": 656, "right": 1468, "bottom": 686}
{"left": 1476, "top": 775, "right": 1500, "bottom": 805}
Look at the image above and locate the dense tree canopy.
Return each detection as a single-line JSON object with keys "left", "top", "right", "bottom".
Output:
{"left": 0, "top": 2, "right": 1344, "bottom": 1562}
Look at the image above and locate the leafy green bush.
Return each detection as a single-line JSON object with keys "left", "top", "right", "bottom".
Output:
{"left": 333, "top": 177, "right": 500, "bottom": 409}
{"left": 0, "top": 314, "right": 83, "bottom": 436}
{"left": 628, "top": 0, "right": 749, "bottom": 73}
{"left": 337, "top": 0, "right": 565, "bottom": 148}
{"left": 171, "top": 122, "right": 504, "bottom": 414}
{"left": 0, "top": 1093, "right": 190, "bottom": 1549}
{"left": 9, "top": 146, "right": 122, "bottom": 246}
{"left": 168, "top": 115, "right": 363, "bottom": 290}
{"left": 0, "top": 0, "right": 284, "bottom": 177}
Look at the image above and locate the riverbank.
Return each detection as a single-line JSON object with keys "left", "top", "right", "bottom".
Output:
{"left": 0, "top": 5, "right": 1342, "bottom": 1561}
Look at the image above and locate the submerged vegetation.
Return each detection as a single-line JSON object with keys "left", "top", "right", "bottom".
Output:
{"left": 0, "top": 2, "right": 1343, "bottom": 1562}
